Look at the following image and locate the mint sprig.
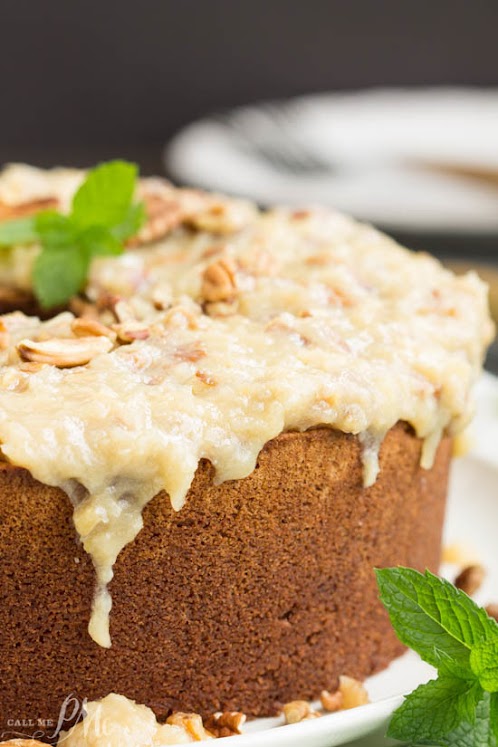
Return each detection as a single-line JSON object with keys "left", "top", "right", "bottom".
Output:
{"left": 377, "top": 567, "right": 498, "bottom": 746}
{"left": 0, "top": 215, "right": 39, "bottom": 247}
{"left": 0, "top": 160, "right": 145, "bottom": 307}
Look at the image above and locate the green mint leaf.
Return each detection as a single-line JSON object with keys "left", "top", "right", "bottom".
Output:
{"left": 0, "top": 216, "right": 38, "bottom": 247}
{"left": 0, "top": 161, "right": 144, "bottom": 307}
{"left": 491, "top": 693, "right": 498, "bottom": 743}
{"left": 33, "top": 247, "right": 89, "bottom": 308}
{"left": 33, "top": 160, "right": 144, "bottom": 307}
{"left": 375, "top": 567, "right": 497, "bottom": 670}
{"left": 111, "top": 201, "right": 146, "bottom": 242}
{"left": 35, "top": 210, "right": 75, "bottom": 250}
{"left": 443, "top": 691, "right": 498, "bottom": 747}
{"left": 387, "top": 676, "right": 483, "bottom": 743}
{"left": 79, "top": 226, "right": 123, "bottom": 258}
{"left": 71, "top": 160, "right": 139, "bottom": 230}
{"left": 432, "top": 647, "right": 478, "bottom": 682}
{"left": 471, "top": 640, "right": 498, "bottom": 692}
{"left": 378, "top": 568, "right": 498, "bottom": 746}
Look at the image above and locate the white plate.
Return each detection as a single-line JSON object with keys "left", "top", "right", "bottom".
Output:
{"left": 166, "top": 87, "right": 498, "bottom": 233}
{"left": 227, "top": 373, "right": 498, "bottom": 746}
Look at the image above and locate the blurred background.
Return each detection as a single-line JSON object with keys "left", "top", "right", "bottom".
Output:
{"left": 1, "top": 0, "right": 497, "bottom": 367}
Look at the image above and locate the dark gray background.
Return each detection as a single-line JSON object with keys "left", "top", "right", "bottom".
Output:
{"left": 1, "top": 0, "right": 497, "bottom": 369}
{"left": 1, "top": 0, "right": 497, "bottom": 173}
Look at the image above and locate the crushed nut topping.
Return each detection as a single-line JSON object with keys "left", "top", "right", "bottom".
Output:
{"left": 201, "top": 257, "right": 238, "bottom": 303}
{"left": 0, "top": 320, "right": 9, "bottom": 350}
{"left": 0, "top": 164, "right": 492, "bottom": 655}
{"left": 129, "top": 183, "right": 184, "bottom": 246}
{"left": 17, "top": 336, "right": 113, "bottom": 368}
{"left": 173, "top": 344, "right": 206, "bottom": 363}
{"left": 69, "top": 296, "right": 100, "bottom": 319}
{"left": 455, "top": 564, "right": 486, "bottom": 596}
{"left": 195, "top": 370, "right": 217, "bottom": 387}
{"left": 163, "top": 305, "right": 199, "bottom": 330}
{"left": 203, "top": 300, "right": 238, "bottom": 318}
{"left": 126, "top": 178, "right": 256, "bottom": 247}
{"left": 113, "top": 321, "right": 151, "bottom": 343}
{"left": 18, "top": 361, "right": 49, "bottom": 373}
{"left": 71, "top": 317, "right": 116, "bottom": 340}
{"left": 0, "top": 740, "right": 48, "bottom": 745}
{"left": 0, "top": 196, "right": 58, "bottom": 221}
{"left": 113, "top": 299, "right": 135, "bottom": 323}
{"left": 0, "top": 368, "right": 29, "bottom": 392}
{"left": 188, "top": 196, "right": 256, "bottom": 234}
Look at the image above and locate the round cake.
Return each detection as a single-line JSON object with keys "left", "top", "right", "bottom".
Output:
{"left": 0, "top": 164, "right": 492, "bottom": 743}
{"left": 0, "top": 425, "right": 451, "bottom": 738}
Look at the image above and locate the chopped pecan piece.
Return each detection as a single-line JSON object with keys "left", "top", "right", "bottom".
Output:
{"left": 163, "top": 306, "right": 199, "bottom": 330}
{"left": 69, "top": 296, "right": 100, "bottom": 320}
{"left": 282, "top": 700, "right": 320, "bottom": 724}
{"left": 203, "top": 300, "right": 238, "bottom": 318}
{"left": 71, "top": 317, "right": 116, "bottom": 340}
{"left": 0, "top": 368, "right": 29, "bottom": 392}
{"left": 204, "top": 711, "right": 246, "bottom": 737}
{"left": 0, "top": 319, "right": 10, "bottom": 350}
{"left": 127, "top": 179, "right": 256, "bottom": 245}
{"left": 112, "top": 321, "right": 150, "bottom": 343}
{"left": 17, "top": 336, "right": 113, "bottom": 367}
{"left": 187, "top": 196, "right": 257, "bottom": 234}
{"left": 338, "top": 676, "right": 370, "bottom": 709}
{"left": 174, "top": 344, "right": 206, "bottom": 363}
{"left": 292, "top": 209, "right": 312, "bottom": 220}
{"left": 442, "top": 543, "right": 479, "bottom": 566}
{"left": 19, "top": 361, "right": 48, "bottom": 373}
{"left": 150, "top": 286, "right": 173, "bottom": 311}
{"left": 195, "top": 370, "right": 217, "bottom": 386}
{"left": 166, "top": 712, "right": 213, "bottom": 740}
{"left": 113, "top": 299, "right": 136, "bottom": 323}
{"left": 320, "top": 688, "right": 344, "bottom": 712}
{"left": 0, "top": 196, "right": 58, "bottom": 221}
{"left": 129, "top": 192, "right": 183, "bottom": 246}
{"left": 455, "top": 564, "right": 486, "bottom": 596}
{"left": 0, "top": 740, "right": 48, "bottom": 745}
{"left": 201, "top": 257, "right": 238, "bottom": 303}
{"left": 237, "top": 248, "right": 278, "bottom": 276}
{"left": 485, "top": 604, "right": 498, "bottom": 622}
{"left": 201, "top": 244, "right": 224, "bottom": 260}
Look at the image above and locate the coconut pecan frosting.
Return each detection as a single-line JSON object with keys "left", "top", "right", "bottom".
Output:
{"left": 0, "top": 164, "right": 493, "bottom": 648}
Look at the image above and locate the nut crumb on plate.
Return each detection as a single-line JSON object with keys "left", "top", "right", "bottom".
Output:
{"left": 454, "top": 564, "right": 486, "bottom": 596}
{"left": 338, "top": 676, "right": 370, "bottom": 710}
{"left": 165, "top": 712, "right": 214, "bottom": 740}
{"left": 485, "top": 604, "right": 498, "bottom": 622}
{"left": 282, "top": 700, "right": 320, "bottom": 724}
{"left": 442, "top": 542, "right": 480, "bottom": 567}
{"left": 320, "top": 688, "right": 344, "bottom": 712}
{"left": 203, "top": 711, "right": 246, "bottom": 737}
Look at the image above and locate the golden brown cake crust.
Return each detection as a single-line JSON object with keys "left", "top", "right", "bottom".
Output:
{"left": 0, "top": 423, "right": 450, "bottom": 741}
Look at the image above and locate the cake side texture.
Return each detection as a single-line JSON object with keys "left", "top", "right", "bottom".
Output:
{"left": 0, "top": 423, "right": 451, "bottom": 740}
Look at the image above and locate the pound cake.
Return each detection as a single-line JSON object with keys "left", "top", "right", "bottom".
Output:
{"left": 0, "top": 163, "right": 492, "bottom": 742}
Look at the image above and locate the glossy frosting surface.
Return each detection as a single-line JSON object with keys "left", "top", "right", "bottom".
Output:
{"left": 0, "top": 165, "right": 492, "bottom": 647}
